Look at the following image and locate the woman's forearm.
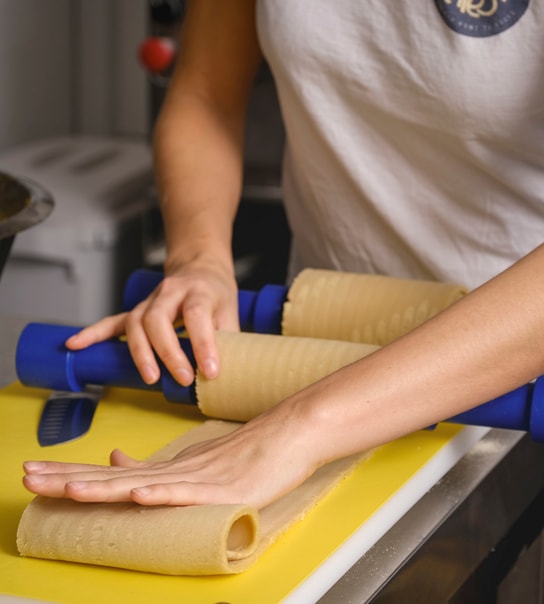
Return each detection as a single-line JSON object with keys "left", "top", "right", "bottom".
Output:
{"left": 152, "top": 0, "right": 262, "bottom": 277}
{"left": 285, "top": 243, "right": 544, "bottom": 468}
{"left": 153, "top": 95, "right": 245, "bottom": 275}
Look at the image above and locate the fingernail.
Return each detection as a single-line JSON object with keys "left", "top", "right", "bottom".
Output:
{"left": 175, "top": 367, "right": 194, "bottom": 386}
{"left": 203, "top": 358, "right": 218, "bottom": 379}
{"left": 25, "top": 474, "right": 46, "bottom": 485}
{"left": 141, "top": 364, "right": 160, "bottom": 384}
{"left": 24, "top": 461, "right": 46, "bottom": 473}
{"left": 65, "top": 334, "right": 81, "bottom": 348}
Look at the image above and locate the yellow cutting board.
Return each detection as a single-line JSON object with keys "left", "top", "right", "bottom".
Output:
{"left": 0, "top": 382, "right": 485, "bottom": 603}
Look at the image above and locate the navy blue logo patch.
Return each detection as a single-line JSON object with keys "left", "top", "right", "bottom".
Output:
{"left": 434, "top": 0, "right": 529, "bottom": 37}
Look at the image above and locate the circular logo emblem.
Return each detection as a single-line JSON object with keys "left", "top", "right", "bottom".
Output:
{"left": 434, "top": 0, "right": 529, "bottom": 37}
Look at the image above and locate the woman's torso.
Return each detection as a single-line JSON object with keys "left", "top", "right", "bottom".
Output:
{"left": 257, "top": 0, "right": 544, "bottom": 289}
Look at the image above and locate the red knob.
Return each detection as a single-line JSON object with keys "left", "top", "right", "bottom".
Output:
{"left": 138, "top": 37, "right": 176, "bottom": 73}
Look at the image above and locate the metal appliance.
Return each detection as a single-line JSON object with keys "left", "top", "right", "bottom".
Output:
{"left": 0, "top": 172, "right": 53, "bottom": 280}
{"left": 0, "top": 137, "right": 154, "bottom": 323}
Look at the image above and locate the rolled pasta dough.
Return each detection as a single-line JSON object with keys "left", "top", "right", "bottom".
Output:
{"left": 17, "top": 420, "right": 366, "bottom": 575}
{"left": 282, "top": 268, "right": 467, "bottom": 345}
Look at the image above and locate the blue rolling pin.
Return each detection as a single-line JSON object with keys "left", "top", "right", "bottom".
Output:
{"left": 16, "top": 323, "right": 196, "bottom": 406}
{"left": 15, "top": 322, "right": 544, "bottom": 442}
{"left": 123, "top": 268, "right": 288, "bottom": 334}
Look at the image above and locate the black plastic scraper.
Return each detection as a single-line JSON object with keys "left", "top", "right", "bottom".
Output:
{"left": 37, "top": 387, "right": 102, "bottom": 446}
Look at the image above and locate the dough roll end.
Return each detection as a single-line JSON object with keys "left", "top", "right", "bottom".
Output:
{"left": 17, "top": 496, "right": 260, "bottom": 575}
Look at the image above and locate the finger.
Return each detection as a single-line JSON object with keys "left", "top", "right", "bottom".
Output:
{"left": 182, "top": 300, "right": 220, "bottom": 380}
{"left": 130, "top": 481, "right": 230, "bottom": 507}
{"left": 22, "top": 469, "right": 125, "bottom": 498}
{"left": 141, "top": 305, "right": 196, "bottom": 386}
{"left": 65, "top": 314, "right": 128, "bottom": 350}
{"left": 109, "top": 448, "right": 147, "bottom": 468}
{"left": 23, "top": 473, "right": 72, "bottom": 498}
{"left": 23, "top": 466, "right": 166, "bottom": 500}
{"left": 23, "top": 460, "right": 113, "bottom": 475}
{"left": 63, "top": 471, "right": 204, "bottom": 503}
{"left": 64, "top": 476, "right": 151, "bottom": 503}
{"left": 124, "top": 305, "right": 164, "bottom": 384}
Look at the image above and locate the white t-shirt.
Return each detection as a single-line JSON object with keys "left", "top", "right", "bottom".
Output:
{"left": 256, "top": 0, "right": 544, "bottom": 289}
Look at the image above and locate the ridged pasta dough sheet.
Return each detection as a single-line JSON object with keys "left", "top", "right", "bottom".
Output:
{"left": 17, "top": 419, "right": 367, "bottom": 575}
{"left": 196, "top": 331, "right": 379, "bottom": 421}
{"left": 282, "top": 268, "right": 467, "bottom": 345}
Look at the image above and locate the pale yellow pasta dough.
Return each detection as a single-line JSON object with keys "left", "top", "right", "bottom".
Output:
{"left": 196, "top": 331, "right": 379, "bottom": 421}
{"left": 17, "top": 420, "right": 366, "bottom": 575}
{"left": 282, "top": 268, "right": 467, "bottom": 345}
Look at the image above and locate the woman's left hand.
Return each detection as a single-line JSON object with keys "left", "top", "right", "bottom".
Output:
{"left": 22, "top": 404, "right": 316, "bottom": 511}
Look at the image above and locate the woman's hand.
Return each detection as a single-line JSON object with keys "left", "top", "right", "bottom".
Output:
{"left": 65, "top": 261, "right": 240, "bottom": 386}
{"left": 22, "top": 404, "right": 316, "bottom": 511}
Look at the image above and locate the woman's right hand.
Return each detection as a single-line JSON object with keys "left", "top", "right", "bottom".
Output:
{"left": 65, "top": 261, "right": 240, "bottom": 386}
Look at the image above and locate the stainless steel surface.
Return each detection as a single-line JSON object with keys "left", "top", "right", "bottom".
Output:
{"left": 319, "top": 429, "right": 544, "bottom": 603}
